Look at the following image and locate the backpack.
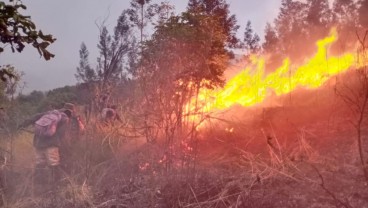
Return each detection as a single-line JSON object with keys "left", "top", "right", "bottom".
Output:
{"left": 34, "top": 110, "right": 63, "bottom": 137}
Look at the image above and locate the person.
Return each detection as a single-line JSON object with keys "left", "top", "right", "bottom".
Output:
{"left": 61, "top": 103, "right": 85, "bottom": 144}
{"left": 59, "top": 103, "right": 86, "bottom": 174}
{"left": 98, "top": 92, "right": 110, "bottom": 112}
{"left": 20, "top": 102, "right": 85, "bottom": 188}
{"left": 101, "top": 104, "right": 122, "bottom": 125}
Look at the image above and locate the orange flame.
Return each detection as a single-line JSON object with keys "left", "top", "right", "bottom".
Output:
{"left": 186, "top": 28, "right": 362, "bottom": 119}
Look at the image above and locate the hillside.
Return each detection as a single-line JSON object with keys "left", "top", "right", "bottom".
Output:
{"left": 5, "top": 71, "right": 368, "bottom": 208}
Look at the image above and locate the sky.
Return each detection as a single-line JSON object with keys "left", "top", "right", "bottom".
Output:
{"left": 0, "top": 0, "right": 281, "bottom": 94}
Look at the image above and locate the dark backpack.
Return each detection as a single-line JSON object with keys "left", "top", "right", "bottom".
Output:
{"left": 34, "top": 110, "right": 62, "bottom": 137}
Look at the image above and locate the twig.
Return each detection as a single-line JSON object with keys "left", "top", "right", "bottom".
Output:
{"left": 310, "top": 164, "right": 353, "bottom": 208}
{"left": 96, "top": 199, "right": 116, "bottom": 208}
{"left": 189, "top": 184, "right": 201, "bottom": 208}
{"left": 356, "top": 30, "right": 368, "bottom": 47}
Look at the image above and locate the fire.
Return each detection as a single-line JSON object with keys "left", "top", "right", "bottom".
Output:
{"left": 186, "top": 28, "right": 360, "bottom": 119}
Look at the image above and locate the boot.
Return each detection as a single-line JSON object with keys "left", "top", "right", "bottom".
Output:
{"left": 33, "top": 164, "right": 49, "bottom": 195}
{"left": 51, "top": 165, "right": 67, "bottom": 187}
{"left": 34, "top": 164, "right": 47, "bottom": 185}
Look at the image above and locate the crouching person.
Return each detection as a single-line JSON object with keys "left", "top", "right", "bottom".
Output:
{"left": 20, "top": 103, "right": 84, "bottom": 192}
{"left": 101, "top": 105, "right": 122, "bottom": 126}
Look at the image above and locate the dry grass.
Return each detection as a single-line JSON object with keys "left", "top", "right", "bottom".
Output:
{"left": 1, "top": 84, "right": 368, "bottom": 207}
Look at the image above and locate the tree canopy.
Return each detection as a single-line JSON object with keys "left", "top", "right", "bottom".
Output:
{"left": 0, "top": 0, "right": 55, "bottom": 82}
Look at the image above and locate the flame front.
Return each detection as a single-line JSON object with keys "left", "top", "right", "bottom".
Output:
{"left": 186, "top": 28, "right": 360, "bottom": 118}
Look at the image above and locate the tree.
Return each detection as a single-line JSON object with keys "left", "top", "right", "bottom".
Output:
{"left": 40, "top": 85, "right": 78, "bottom": 111}
{"left": 135, "top": 0, "right": 240, "bottom": 146}
{"left": 96, "top": 10, "right": 132, "bottom": 92}
{"left": 262, "top": 23, "right": 278, "bottom": 53}
{"left": 262, "top": 22, "right": 283, "bottom": 71}
{"left": 16, "top": 90, "right": 45, "bottom": 114}
{"left": 125, "top": 0, "right": 164, "bottom": 76}
{"left": 359, "top": 0, "right": 368, "bottom": 28}
{"left": 331, "top": 0, "right": 358, "bottom": 52}
{"left": 154, "top": 1, "right": 175, "bottom": 26}
{"left": 305, "top": 0, "right": 332, "bottom": 39}
{"left": 2, "top": 65, "right": 23, "bottom": 99}
{"left": 127, "top": 0, "right": 157, "bottom": 47}
{"left": 187, "top": 0, "right": 239, "bottom": 48}
{"left": 243, "top": 20, "right": 260, "bottom": 54}
{"left": 273, "top": 0, "right": 309, "bottom": 61}
{"left": 333, "top": 0, "right": 358, "bottom": 26}
{"left": 266, "top": 0, "right": 333, "bottom": 63}
{"left": 0, "top": 65, "right": 23, "bottom": 102}
{"left": 17, "top": 90, "right": 44, "bottom": 105}
{"left": 75, "top": 42, "right": 96, "bottom": 83}
{"left": 185, "top": 0, "right": 240, "bottom": 85}
{"left": 0, "top": 0, "right": 55, "bottom": 82}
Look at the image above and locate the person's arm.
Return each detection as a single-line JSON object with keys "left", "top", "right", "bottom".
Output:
{"left": 75, "top": 115, "right": 85, "bottom": 132}
{"left": 19, "top": 112, "right": 45, "bottom": 129}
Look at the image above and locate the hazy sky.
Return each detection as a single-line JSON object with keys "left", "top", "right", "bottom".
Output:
{"left": 0, "top": 0, "right": 281, "bottom": 94}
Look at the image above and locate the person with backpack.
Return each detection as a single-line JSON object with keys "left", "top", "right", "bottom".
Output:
{"left": 19, "top": 102, "right": 85, "bottom": 188}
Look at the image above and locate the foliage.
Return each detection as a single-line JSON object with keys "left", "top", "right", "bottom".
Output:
{"left": 75, "top": 42, "right": 96, "bottom": 83}
{"left": 262, "top": 23, "right": 278, "bottom": 53}
{"left": 0, "top": 65, "right": 23, "bottom": 104}
{"left": 333, "top": 0, "right": 358, "bottom": 26}
{"left": 0, "top": 0, "right": 55, "bottom": 58}
{"left": 125, "top": 1, "right": 175, "bottom": 76}
{"left": 14, "top": 86, "right": 79, "bottom": 116}
{"left": 187, "top": 0, "right": 239, "bottom": 48}
{"left": 95, "top": 10, "right": 132, "bottom": 92}
{"left": 134, "top": 0, "right": 240, "bottom": 145}
{"left": 39, "top": 86, "right": 78, "bottom": 110}
{"left": 331, "top": 0, "right": 359, "bottom": 52}
{"left": 262, "top": 0, "right": 361, "bottom": 66}
{"left": 306, "top": 0, "right": 332, "bottom": 31}
{"left": 0, "top": 0, "right": 55, "bottom": 83}
{"left": 127, "top": 0, "right": 157, "bottom": 44}
{"left": 17, "top": 90, "right": 44, "bottom": 103}
{"left": 359, "top": 0, "right": 368, "bottom": 28}
{"left": 0, "top": 66, "right": 14, "bottom": 82}
{"left": 273, "top": 0, "right": 309, "bottom": 61}
{"left": 243, "top": 20, "right": 260, "bottom": 54}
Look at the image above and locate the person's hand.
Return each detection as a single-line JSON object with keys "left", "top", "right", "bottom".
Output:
{"left": 76, "top": 116, "right": 85, "bottom": 131}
